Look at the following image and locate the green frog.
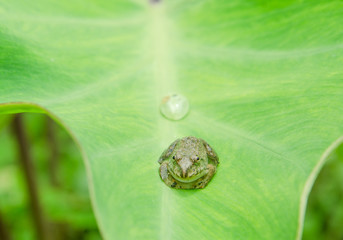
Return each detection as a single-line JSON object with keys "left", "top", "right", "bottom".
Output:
{"left": 158, "top": 136, "right": 219, "bottom": 189}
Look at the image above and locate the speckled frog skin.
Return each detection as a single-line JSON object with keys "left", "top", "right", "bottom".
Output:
{"left": 158, "top": 136, "right": 219, "bottom": 189}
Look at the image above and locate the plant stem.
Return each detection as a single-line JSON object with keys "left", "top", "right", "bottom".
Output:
{"left": 46, "top": 117, "right": 60, "bottom": 188}
{"left": 12, "top": 114, "right": 49, "bottom": 240}
{"left": 0, "top": 210, "right": 11, "bottom": 240}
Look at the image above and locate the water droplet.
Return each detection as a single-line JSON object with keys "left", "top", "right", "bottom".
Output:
{"left": 160, "top": 94, "right": 189, "bottom": 120}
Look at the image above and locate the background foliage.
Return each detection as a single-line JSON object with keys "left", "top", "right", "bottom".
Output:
{"left": 0, "top": 114, "right": 100, "bottom": 239}
{"left": 303, "top": 143, "right": 343, "bottom": 240}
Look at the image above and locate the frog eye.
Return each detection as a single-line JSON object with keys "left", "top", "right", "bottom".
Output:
{"left": 172, "top": 156, "right": 175, "bottom": 159}
{"left": 196, "top": 157, "right": 199, "bottom": 160}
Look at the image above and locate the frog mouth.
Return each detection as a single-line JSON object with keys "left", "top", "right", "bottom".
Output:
{"left": 169, "top": 169, "right": 207, "bottom": 183}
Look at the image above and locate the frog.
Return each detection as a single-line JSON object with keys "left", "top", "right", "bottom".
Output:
{"left": 158, "top": 136, "right": 219, "bottom": 189}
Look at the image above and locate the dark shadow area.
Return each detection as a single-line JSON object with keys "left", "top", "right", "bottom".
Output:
{"left": 0, "top": 113, "right": 101, "bottom": 240}
{"left": 150, "top": 0, "right": 161, "bottom": 4}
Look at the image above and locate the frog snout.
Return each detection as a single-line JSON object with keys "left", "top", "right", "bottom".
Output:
{"left": 177, "top": 158, "right": 193, "bottom": 178}
{"left": 182, "top": 169, "right": 187, "bottom": 178}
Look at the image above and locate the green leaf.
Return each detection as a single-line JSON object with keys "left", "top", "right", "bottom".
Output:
{"left": 1, "top": 0, "right": 343, "bottom": 239}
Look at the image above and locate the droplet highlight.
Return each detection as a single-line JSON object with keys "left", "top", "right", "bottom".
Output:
{"left": 160, "top": 94, "right": 189, "bottom": 120}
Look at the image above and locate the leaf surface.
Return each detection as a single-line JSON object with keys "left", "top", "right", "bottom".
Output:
{"left": 1, "top": 0, "right": 343, "bottom": 239}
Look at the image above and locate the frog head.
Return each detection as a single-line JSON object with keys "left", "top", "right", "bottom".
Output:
{"left": 168, "top": 136, "right": 208, "bottom": 183}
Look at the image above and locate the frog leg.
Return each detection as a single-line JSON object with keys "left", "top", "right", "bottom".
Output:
{"left": 195, "top": 164, "right": 217, "bottom": 189}
{"left": 159, "top": 162, "right": 180, "bottom": 188}
{"left": 158, "top": 139, "right": 180, "bottom": 164}
{"left": 200, "top": 139, "right": 219, "bottom": 165}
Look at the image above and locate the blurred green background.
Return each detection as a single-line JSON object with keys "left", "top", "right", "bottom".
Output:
{"left": 0, "top": 113, "right": 342, "bottom": 240}
{"left": 0, "top": 113, "right": 101, "bottom": 240}
{"left": 303, "top": 143, "right": 343, "bottom": 240}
